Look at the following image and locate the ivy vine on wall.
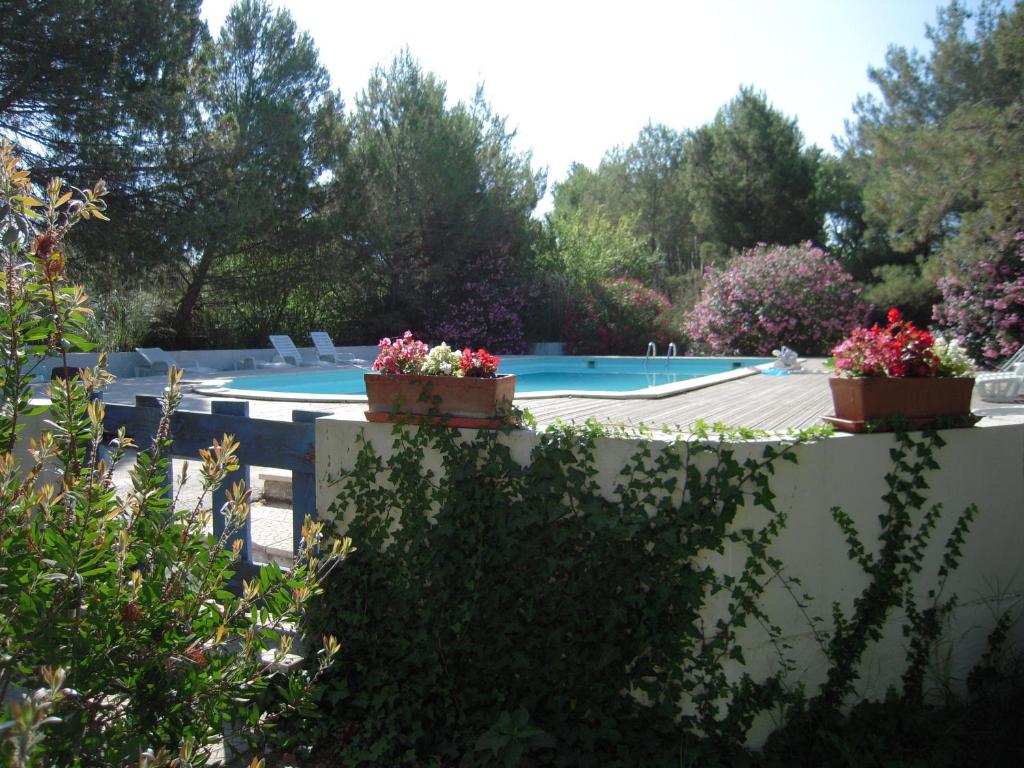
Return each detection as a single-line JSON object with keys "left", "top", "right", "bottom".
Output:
{"left": 306, "top": 419, "right": 981, "bottom": 767}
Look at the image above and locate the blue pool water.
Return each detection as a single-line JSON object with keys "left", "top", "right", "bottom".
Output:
{"left": 224, "top": 356, "right": 771, "bottom": 397}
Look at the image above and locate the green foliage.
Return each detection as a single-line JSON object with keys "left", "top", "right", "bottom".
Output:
{"left": 346, "top": 50, "right": 543, "bottom": 340}
{"left": 473, "top": 708, "right": 555, "bottom": 768}
{"left": 550, "top": 102, "right": 831, "bottom": 286}
{"left": 0, "top": 0, "right": 208, "bottom": 288}
{"left": 861, "top": 261, "right": 944, "bottom": 326}
{"left": 80, "top": 283, "right": 174, "bottom": 352}
{"left": 844, "top": 0, "right": 1024, "bottom": 308}
{"left": 168, "top": 0, "right": 348, "bottom": 345}
{"left": 551, "top": 123, "right": 695, "bottom": 273}
{"left": 0, "top": 0, "right": 205, "bottom": 160}
{"left": 0, "top": 146, "right": 350, "bottom": 766}
{"left": 302, "top": 401, "right": 998, "bottom": 766}
{"left": 816, "top": 428, "right": 978, "bottom": 708}
{"left": 855, "top": 1, "right": 1022, "bottom": 247}
{"left": 686, "top": 87, "right": 822, "bottom": 255}
{"left": 758, "top": 681, "right": 1024, "bottom": 768}
{"left": 306, "top": 418, "right": 821, "bottom": 766}
{"left": 563, "top": 278, "right": 675, "bottom": 355}
{"left": 541, "top": 207, "right": 659, "bottom": 286}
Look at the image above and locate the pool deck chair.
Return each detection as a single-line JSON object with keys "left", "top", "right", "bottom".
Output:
{"left": 976, "top": 361, "right": 1024, "bottom": 403}
{"left": 268, "top": 335, "right": 330, "bottom": 367}
{"left": 309, "top": 331, "right": 367, "bottom": 365}
{"left": 1000, "top": 344, "right": 1024, "bottom": 371}
{"left": 974, "top": 344, "right": 1024, "bottom": 403}
{"left": 134, "top": 347, "right": 217, "bottom": 378}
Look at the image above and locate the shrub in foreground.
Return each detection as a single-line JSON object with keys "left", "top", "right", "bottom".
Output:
{"left": 0, "top": 143, "right": 349, "bottom": 767}
{"left": 685, "top": 242, "right": 869, "bottom": 355}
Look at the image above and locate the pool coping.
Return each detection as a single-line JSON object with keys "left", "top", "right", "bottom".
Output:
{"left": 190, "top": 359, "right": 774, "bottom": 403}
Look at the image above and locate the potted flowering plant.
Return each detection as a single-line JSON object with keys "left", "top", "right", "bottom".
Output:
{"left": 826, "top": 309, "right": 975, "bottom": 432}
{"left": 364, "top": 331, "right": 516, "bottom": 428}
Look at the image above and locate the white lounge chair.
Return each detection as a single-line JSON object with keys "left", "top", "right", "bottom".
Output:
{"left": 268, "top": 335, "right": 329, "bottom": 367}
{"left": 309, "top": 331, "right": 367, "bottom": 365}
{"left": 1000, "top": 344, "right": 1024, "bottom": 371}
{"left": 134, "top": 347, "right": 217, "bottom": 378}
{"left": 975, "top": 361, "right": 1024, "bottom": 403}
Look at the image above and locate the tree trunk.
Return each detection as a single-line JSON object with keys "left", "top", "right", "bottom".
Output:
{"left": 172, "top": 250, "right": 216, "bottom": 344}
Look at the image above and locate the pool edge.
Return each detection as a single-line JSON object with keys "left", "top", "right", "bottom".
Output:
{"left": 190, "top": 362, "right": 769, "bottom": 403}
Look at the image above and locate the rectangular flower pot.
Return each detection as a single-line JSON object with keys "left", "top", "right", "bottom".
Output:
{"left": 364, "top": 373, "right": 517, "bottom": 428}
{"left": 825, "top": 376, "right": 975, "bottom": 432}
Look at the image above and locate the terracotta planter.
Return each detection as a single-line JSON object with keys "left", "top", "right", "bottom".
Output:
{"left": 825, "top": 376, "right": 975, "bottom": 432}
{"left": 364, "top": 373, "right": 517, "bottom": 428}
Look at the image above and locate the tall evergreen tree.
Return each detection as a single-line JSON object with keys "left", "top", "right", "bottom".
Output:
{"left": 552, "top": 123, "right": 693, "bottom": 274}
{"left": 623, "top": 124, "right": 693, "bottom": 272}
{"left": 0, "top": 0, "right": 208, "bottom": 284}
{"left": 686, "top": 86, "right": 822, "bottom": 259}
{"left": 840, "top": 0, "right": 1024, "bottom": 321}
{"left": 169, "top": 0, "right": 347, "bottom": 344}
{"left": 847, "top": 0, "right": 1023, "bottom": 257}
{"left": 0, "top": 0, "right": 205, "bottom": 168}
{"left": 346, "top": 51, "right": 543, "bottom": 338}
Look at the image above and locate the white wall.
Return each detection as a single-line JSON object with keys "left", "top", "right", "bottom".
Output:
{"left": 29, "top": 345, "right": 379, "bottom": 381}
{"left": 316, "top": 418, "right": 1024, "bottom": 743}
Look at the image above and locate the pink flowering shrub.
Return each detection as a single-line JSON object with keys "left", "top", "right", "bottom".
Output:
{"left": 685, "top": 242, "right": 869, "bottom": 355}
{"left": 562, "top": 278, "right": 674, "bottom": 355}
{"left": 372, "top": 330, "right": 428, "bottom": 374}
{"left": 428, "top": 252, "right": 529, "bottom": 354}
{"left": 933, "top": 233, "right": 1024, "bottom": 368}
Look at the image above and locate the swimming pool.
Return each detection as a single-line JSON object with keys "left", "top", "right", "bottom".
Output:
{"left": 207, "top": 356, "right": 772, "bottom": 401}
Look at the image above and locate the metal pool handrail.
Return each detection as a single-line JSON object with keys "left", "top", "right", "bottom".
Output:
{"left": 666, "top": 342, "right": 677, "bottom": 367}
{"left": 644, "top": 341, "right": 657, "bottom": 371}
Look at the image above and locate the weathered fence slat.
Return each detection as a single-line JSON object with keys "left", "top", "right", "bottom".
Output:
{"left": 290, "top": 410, "right": 330, "bottom": 556}
{"left": 103, "top": 402, "right": 319, "bottom": 472}
{"left": 103, "top": 398, "right": 324, "bottom": 565}
{"left": 134, "top": 395, "right": 172, "bottom": 496}
{"left": 211, "top": 400, "right": 252, "bottom": 562}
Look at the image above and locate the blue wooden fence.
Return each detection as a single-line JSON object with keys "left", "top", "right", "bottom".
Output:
{"left": 103, "top": 396, "right": 328, "bottom": 569}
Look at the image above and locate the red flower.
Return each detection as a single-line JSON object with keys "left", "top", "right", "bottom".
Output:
{"left": 832, "top": 308, "right": 939, "bottom": 378}
{"left": 460, "top": 347, "right": 500, "bottom": 378}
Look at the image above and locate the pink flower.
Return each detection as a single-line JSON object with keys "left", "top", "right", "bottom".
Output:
{"left": 685, "top": 242, "right": 869, "bottom": 355}
{"left": 372, "top": 330, "right": 428, "bottom": 375}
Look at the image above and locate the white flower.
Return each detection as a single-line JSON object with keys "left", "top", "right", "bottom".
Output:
{"left": 933, "top": 336, "right": 974, "bottom": 376}
{"left": 419, "top": 342, "right": 464, "bottom": 376}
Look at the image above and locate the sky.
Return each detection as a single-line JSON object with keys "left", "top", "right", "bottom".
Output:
{"left": 201, "top": 0, "right": 948, "bottom": 210}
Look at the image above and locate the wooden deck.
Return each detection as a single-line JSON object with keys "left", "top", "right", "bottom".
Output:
{"left": 95, "top": 361, "right": 837, "bottom": 433}
{"left": 93, "top": 359, "right": 1013, "bottom": 435}
{"left": 520, "top": 367, "right": 836, "bottom": 431}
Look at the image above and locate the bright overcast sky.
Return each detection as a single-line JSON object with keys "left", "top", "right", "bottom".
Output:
{"left": 201, "top": 0, "right": 947, "bottom": 209}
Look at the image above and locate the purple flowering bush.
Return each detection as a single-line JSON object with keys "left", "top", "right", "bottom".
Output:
{"left": 428, "top": 253, "right": 529, "bottom": 354}
{"left": 933, "top": 232, "right": 1024, "bottom": 368}
{"left": 685, "top": 242, "right": 869, "bottom": 355}
{"left": 563, "top": 278, "right": 674, "bottom": 355}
